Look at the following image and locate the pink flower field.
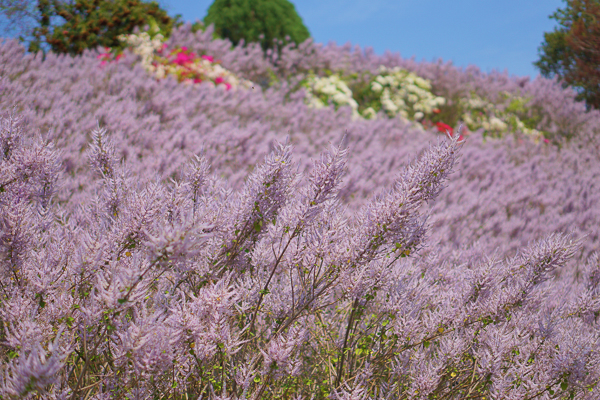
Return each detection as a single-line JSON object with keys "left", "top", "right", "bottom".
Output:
{"left": 1, "top": 24, "right": 600, "bottom": 399}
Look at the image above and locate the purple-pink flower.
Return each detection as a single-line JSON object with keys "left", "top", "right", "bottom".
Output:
{"left": 0, "top": 23, "right": 599, "bottom": 399}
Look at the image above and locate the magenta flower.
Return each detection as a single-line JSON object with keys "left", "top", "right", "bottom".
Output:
{"left": 173, "top": 52, "right": 194, "bottom": 66}
{"left": 201, "top": 55, "right": 214, "bottom": 62}
{"left": 97, "top": 50, "right": 122, "bottom": 67}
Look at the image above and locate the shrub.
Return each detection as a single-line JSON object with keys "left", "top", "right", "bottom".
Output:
{"left": 203, "top": 0, "right": 310, "bottom": 51}
{"left": 29, "top": 0, "right": 180, "bottom": 55}
{"left": 535, "top": 0, "right": 600, "bottom": 110}
{"left": 115, "top": 29, "right": 254, "bottom": 89}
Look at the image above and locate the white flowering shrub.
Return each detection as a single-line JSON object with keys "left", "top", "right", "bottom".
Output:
{"left": 299, "top": 67, "right": 553, "bottom": 143}
{"left": 460, "top": 92, "right": 546, "bottom": 141}
{"left": 118, "top": 31, "right": 165, "bottom": 70}
{"left": 302, "top": 68, "right": 447, "bottom": 128}
{"left": 370, "top": 66, "right": 446, "bottom": 126}
{"left": 303, "top": 74, "right": 360, "bottom": 119}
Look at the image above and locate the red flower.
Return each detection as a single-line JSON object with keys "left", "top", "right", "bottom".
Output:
{"left": 436, "top": 122, "right": 464, "bottom": 141}
{"left": 436, "top": 122, "right": 453, "bottom": 135}
{"left": 432, "top": 108, "right": 441, "bottom": 114}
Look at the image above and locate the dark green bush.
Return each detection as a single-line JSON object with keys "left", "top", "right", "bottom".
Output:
{"left": 30, "top": 0, "right": 181, "bottom": 55}
{"left": 204, "top": 0, "right": 310, "bottom": 50}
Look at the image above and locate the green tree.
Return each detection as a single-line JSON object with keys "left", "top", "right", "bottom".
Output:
{"left": 534, "top": 0, "right": 600, "bottom": 109}
{"left": 29, "top": 0, "right": 181, "bottom": 55}
{"left": 204, "top": 0, "right": 310, "bottom": 51}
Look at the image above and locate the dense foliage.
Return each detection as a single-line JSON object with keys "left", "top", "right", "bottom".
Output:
{"left": 0, "top": 21, "right": 599, "bottom": 399}
{"left": 28, "top": 0, "right": 179, "bottom": 55}
{"left": 535, "top": 0, "right": 600, "bottom": 109}
{"left": 204, "top": 0, "right": 310, "bottom": 51}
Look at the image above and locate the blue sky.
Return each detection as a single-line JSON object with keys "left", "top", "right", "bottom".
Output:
{"left": 159, "top": 0, "right": 565, "bottom": 78}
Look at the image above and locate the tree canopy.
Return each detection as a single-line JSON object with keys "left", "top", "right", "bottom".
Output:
{"left": 1, "top": 0, "right": 180, "bottom": 55}
{"left": 535, "top": 0, "right": 600, "bottom": 109}
{"left": 203, "top": 0, "right": 310, "bottom": 51}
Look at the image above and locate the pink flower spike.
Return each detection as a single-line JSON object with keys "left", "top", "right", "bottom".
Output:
{"left": 544, "top": 138, "right": 550, "bottom": 143}
{"left": 215, "top": 77, "right": 224, "bottom": 84}
{"left": 201, "top": 55, "right": 214, "bottom": 62}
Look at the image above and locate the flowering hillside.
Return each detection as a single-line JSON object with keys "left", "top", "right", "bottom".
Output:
{"left": 1, "top": 24, "right": 600, "bottom": 399}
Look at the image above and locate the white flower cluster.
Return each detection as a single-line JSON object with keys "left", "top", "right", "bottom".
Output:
{"left": 461, "top": 93, "right": 543, "bottom": 140}
{"left": 303, "top": 74, "right": 360, "bottom": 119}
{"left": 118, "top": 31, "right": 164, "bottom": 69}
{"left": 371, "top": 66, "right": 446, "bottom": 126}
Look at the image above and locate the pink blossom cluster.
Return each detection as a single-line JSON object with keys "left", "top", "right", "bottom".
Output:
{"left": 96, "top": 47, "right": 123, "bottom": 66}
{"left": 155, "top": 45, "right": 232, "bottom": 89}
{"left": 99, "top": 37, "right": 247, "bottom": 90}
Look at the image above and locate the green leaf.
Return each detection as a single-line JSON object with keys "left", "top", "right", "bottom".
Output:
{"left": 35, "top": 293, "right": 46, "bottom": 309}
